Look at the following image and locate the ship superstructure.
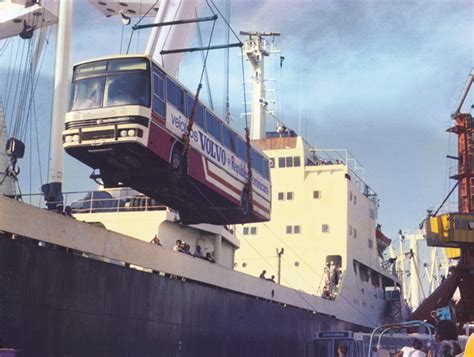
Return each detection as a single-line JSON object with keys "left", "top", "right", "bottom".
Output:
{"left": 235, "top": 132, "right": 400, "bottom": 320}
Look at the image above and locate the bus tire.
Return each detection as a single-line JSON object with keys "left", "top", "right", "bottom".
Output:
{"left": 170, "top": 144, "right": 186, "bottom": 178}
{"left": 240, "top": 188, "right": 251, "bottom": 216}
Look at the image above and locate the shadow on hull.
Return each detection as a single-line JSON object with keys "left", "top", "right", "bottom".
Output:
{"left": 0, "top": 235, "right": 362, "bottom": 356}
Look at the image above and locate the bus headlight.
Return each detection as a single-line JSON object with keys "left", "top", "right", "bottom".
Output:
{"left": 72, "top": 134, "right": 79, "bottom": 142}
{"left": 127, "top": 129, "right": 136, "bottom": 137}
{"left": 120, "top": 130, "right": 127, "bottom": 137}
{"left": 65, "top": 135, "right": 73, "bottom": 143}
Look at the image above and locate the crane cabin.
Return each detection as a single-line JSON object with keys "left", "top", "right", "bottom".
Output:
{"left": 63, "top": 55, "right": 271, "bottom": 225}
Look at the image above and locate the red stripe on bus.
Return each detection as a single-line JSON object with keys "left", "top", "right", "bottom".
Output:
{"left": 204, "top": 159, "right": 270, "bottom": 214}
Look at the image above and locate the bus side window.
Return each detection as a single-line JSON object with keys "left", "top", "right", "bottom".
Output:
{"left": 251, "top": 149, "right": 263, "bottom": 176}
{"left": 262, "top": 159, "right": 270, "bottom": 179}
{"left": 166, "top": 78, "right": 184, "bottom": 113}
{"left": 185, "top": 94, "right": 204, "bottom": 128}
{"left": 152, "top": 70, "right": 165, "bottom": 117}
{"left": 206, "top": 111, "right": 221, "bottom": 141}
{"left": 235, "top": 137, "right": 247, "bottom": 162}
{"left": 222, "top": 126, "right": 236, "bottom": 152}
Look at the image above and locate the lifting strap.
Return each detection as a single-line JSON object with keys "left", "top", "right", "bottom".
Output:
{"left": 182, "top": 84, "right": 202, "bottom": 162}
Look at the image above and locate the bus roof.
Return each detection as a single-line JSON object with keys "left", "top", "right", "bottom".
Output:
{"left": 72, "top": 54, "right": 268, "bottom": 158}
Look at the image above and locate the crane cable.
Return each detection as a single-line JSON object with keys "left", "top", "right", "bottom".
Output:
{"left": 181, "top": 0, "right": 216, "bottom": 163}
{"left": 209, "top": 0, "right": 253, "bottom": 210}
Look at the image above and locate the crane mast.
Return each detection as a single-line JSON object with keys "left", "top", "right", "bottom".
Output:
{"left": 413, "top": 70, "right": 474, "bottom": 326}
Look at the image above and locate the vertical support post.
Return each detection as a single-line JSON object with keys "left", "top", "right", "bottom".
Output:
{"left": 276, "top": 247, "right": 284, "bottom": 284}
{"left": 214, "top": 234, "right": 222, "bottom": 265}
{"left": 42, "top": 0, "right": 72, "bottom": 210}
{"left": 398, "top": 230, "right": 407, "bottom": 302}
{"left": 409, "top": 237, "right": 421, "bottom": 310}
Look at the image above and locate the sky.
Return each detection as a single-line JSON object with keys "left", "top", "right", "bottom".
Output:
{"left": 0, "top": 0, "right": 473, "bottom": 241}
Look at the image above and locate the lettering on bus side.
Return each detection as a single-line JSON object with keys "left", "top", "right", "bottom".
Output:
{"left": 198, "top": 131, "right": 227, "bottom": 166}
{"left": 170, "top": 112, "right": 199, "bottom": 143}
{"left": 166, "top": 104, "right": 270, "bottom": 196}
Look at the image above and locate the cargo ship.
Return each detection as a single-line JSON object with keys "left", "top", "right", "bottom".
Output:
{"left": 0, "top": 1, "right": 402, "bottom": 355}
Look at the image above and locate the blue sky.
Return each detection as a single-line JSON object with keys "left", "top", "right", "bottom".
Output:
{"left": 0, "top": 0, "right": 472, "bottom": 240}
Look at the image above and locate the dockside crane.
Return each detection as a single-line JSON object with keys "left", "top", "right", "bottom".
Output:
{"left": 412, "top": 70, "right": 474, "bottom": 327}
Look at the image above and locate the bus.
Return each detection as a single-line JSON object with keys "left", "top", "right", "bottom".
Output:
{"left": 63, "top": 55, "right": 271, "bottom": 225}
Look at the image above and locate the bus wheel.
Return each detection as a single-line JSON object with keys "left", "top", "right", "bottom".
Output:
{"left": 240, "top": 189, "right": 251, "bottom": 216}
{"left": 170, "top": 145, "right": 186, "bottom": 178}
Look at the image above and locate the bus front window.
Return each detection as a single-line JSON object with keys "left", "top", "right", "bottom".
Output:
{"left": 314, "top": 339, "right": 332, "bottom": 357}
{"left": 70, "top": 57, "right": 150, "bottom": 111}
{"left": 334, "top": 339, "right": 356, "bottom": 357}
{"left": 104, "top": 73, "right": 149, "bottom": 107}
{"left": 71, "top": 77, "right": 105, "bottom": 111}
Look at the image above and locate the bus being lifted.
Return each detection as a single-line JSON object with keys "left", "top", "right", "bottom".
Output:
{"left": 63, "top": 56, "right": 271, "bottom": 225}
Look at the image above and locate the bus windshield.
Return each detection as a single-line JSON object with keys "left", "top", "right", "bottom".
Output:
{"left": 70, "top": 58, "right": 150, "bottom": 111}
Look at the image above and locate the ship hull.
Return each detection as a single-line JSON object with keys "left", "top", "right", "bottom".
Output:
{"left": 0, "top": 235, "right": 362, "bottom": 357}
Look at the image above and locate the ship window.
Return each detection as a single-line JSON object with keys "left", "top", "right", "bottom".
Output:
{"left": 368, "top": 239, "right": 373, "bottom": 249}
{"left": 313, "top": 190, "right": 321, "bottom": 199}
{"left": 294, "top": 225, "right": 301, "bottom": 234}
{"left": 286, "top": 225, "right": 292, "bottom": 234}
{"left": 354, "top": 195, "right": 357, "bottom": 205}
{"left": 349, "top": 191, "right": 353, "bottom": 201}
{"left": 469, "top": 221, "right": 474, "bottom": 230}
{"left": 349, "top": 225, "right": 353, "bottom": 236}
{"left": 286, "top": 156, "right": 293, "bottom": 167}
{"left": 166, "top": 78, "right": 184, "bottom": 112}
{"left": 278, "top": 192, "right": 284, "bottom": 200}
{"left": 206, "top": 111, "right": 221, "bottom": 141}
{"left": 287, "top": 192, "right": 293, "bottom": 200}
{"left": 354, "top": 228, "right": 357, "bottom": 238}
{"left": 322, "top": 224, "right": 329, "bottom": 233}
{"left": 359, "top": 264, "right": 369, "bottom": 282}
{"left": 294, "top": 156, "right": 301, "bottom": 167}
{"left": 370, "top": 208, "right": 376, "bottom": 219}
{"left": 250, "top": 227, "right": 257, "bottom": 235}
{"left": 269, "top": 158, "right": 275, "bottom": 168}
{"left": 372, "top": 272, "right": 380, "bottom": 287}
{"left": 243, "top": 227, "right": 249, "bottom": 235}
{"left": 278, "top": 157, "right": 286, "bottom": 168}
{"left": 185, "top": 94, "right": 204, "bottom": 128}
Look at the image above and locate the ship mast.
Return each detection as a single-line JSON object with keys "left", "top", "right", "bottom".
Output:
{"left": 42, "top": 0, "right": 72, "bottom": 209}
{"left": 241, "top": 31, "right": 280, "bottom": 140}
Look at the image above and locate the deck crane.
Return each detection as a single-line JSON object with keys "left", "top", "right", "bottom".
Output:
{"left": 412, "top": 70, "right": 474, "bottom": 327}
